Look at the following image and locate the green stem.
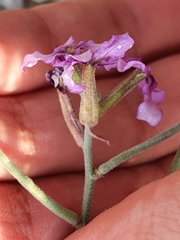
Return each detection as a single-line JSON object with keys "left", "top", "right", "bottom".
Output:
{"left": 80, "top": 126, "right": 95, "bottom": 226}
{"left": 168, "top": 147, "right": 180, "bottom": 174}
{"left": 95, "top": 122, "right": 180, "bottom": 177}
{"left": 99, "top": 69, "right": 146, "bottom": 117}
{"left": 0, "top": 150, "right": 79, "bottom": 227}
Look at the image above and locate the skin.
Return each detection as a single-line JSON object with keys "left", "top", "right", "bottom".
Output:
{"left": 0, "top": 0, "right": 180, "bottom": 239}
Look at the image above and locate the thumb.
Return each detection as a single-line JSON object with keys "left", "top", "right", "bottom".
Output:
{"left": 66, "top": 170, "right": 180, "bottom": 240}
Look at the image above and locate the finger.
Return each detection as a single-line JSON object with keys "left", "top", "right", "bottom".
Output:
{"left": 0, "top": 154, "right": 171, "bottom": 239}
{"left": 0, "top": 53, "right": 179, "bottom": 178}
{"left": 0, "top": 87, "right": 83, "bottom": 178}
{"left": 1, "top": 0, "right": 180, "bottom": 93}
{"left": 66, "top": 167, "right": 180, "bottom": 239}
{"left": 0, "top": 8, "right": 52, "bottom": 94}
{"left": 117, "top": 0, "right": 180, "bottom": 59}
{"left": 32, "top": 0, "right": 180, "bottom": 60}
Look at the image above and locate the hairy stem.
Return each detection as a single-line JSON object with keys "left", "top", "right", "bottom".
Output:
{"left": 80, "top": 126, "right": 95, "bottom": 226}
{"left": 95, "top": 122, "right": 180, "bottom": 177}
{"left": 0, "top": 150, "right": 80, "bottom": 227}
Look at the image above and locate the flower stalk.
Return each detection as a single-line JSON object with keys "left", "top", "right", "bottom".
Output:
{"left": 0, "top": 150, "right": 80, "bottom": 227}
{"left": 80, "top": 125, "right": 95, "bottom": 226}
{"left": 95, "top": 122, "right": 180, "bottom": 177}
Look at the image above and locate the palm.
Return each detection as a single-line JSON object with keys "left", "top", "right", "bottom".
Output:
{"left": 0, "top": 1, "right": 180, "bottom": 239}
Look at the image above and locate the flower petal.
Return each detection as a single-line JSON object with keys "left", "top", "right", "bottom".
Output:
{"left": 93, "top": 33, "right": 134, "bottom": 62}
{"left": 151, "top": 89, "right": 165, "bottom": 105}
{"left": 21, "top": 45, "right": 66, "bottom": 71}
{"left": 117, "top": 58, "right": 146, "bottom": 72}
{"left": 65, "top": 50, "right": 93, "bottom": 64}
{"left": 86, "top": 40, "right": 101, "bottom": 52}
{"left": 61, "top": 66, "right": 85, "bottom": 94}
{"left": 63, "top": 36, "right": 76, "bottom": 47}
{"left": 137, "top": 99, "right": 163, "bottom": 126}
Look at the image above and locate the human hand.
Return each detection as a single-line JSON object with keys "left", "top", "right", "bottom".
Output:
{"left": 0, "top": 0, "right": 180, "bottom": 239}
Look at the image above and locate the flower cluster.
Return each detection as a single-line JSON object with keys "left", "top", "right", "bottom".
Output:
{"left": 21, "top": 33, "right": 165, "bottom": 126}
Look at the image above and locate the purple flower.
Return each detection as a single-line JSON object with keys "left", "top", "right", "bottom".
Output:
{"left": 21, "top": 36, "right": 92, "bottom": 71}
{"left": 136, "top": 74, "right": 165, "bottom": 126}
{"left": 117, "top": 57, "right": 164, "bottom": 126}
{"left": 21, "top": 34, "right": 135, "bottom": 93}
{"left": 21, "top": 34, "right": 164, "bottom": 125}
{"left": 22, "top": 34, "right": 134, "bottom": 74}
